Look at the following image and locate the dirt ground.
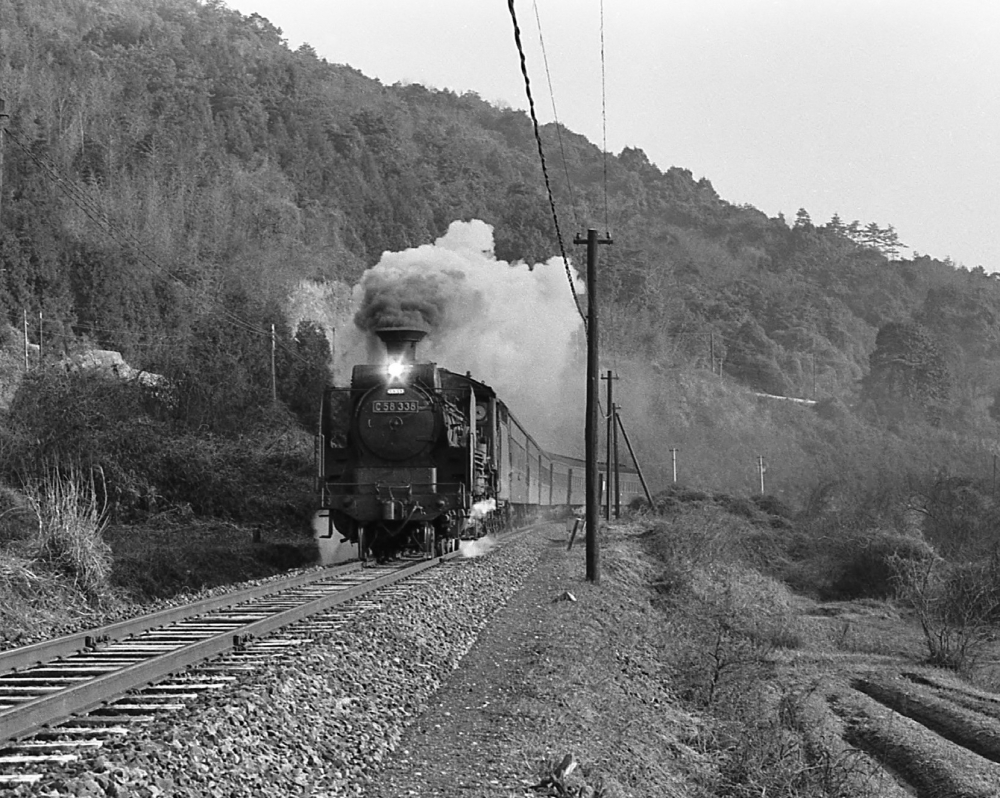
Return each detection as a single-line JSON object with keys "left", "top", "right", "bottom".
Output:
{"left": 366, "top": 525, "right": 713, "bottom": 798}
{"left": 365, "top": 521, "right": 1000, "bottom": 798}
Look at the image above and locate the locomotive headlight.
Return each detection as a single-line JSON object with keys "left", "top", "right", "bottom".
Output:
{"left": 386, "top": 360, "right": 407, "bottom": 382}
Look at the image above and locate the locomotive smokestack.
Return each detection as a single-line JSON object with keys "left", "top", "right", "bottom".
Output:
{"left": 375, "top": 327, "right": 428, "bottom": 363}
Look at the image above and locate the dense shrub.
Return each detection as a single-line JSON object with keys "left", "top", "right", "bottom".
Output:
{"left": 717, "top": 494, "right": 757, "bottom": 519}
{"left": 4, "top": 371, "right": 162, "bottom": 514}
{"left": 812, "top": 396, "right": 852, "bottom": 423}
{"left": 3, "top": 369, "right": 316, "bottom": 527}
{"left": 751, "top": 494, "right": 795, "bottom": 520}
{"left": 919, "top": 476, "right": 1000, "bottom": 559}
{"left": 826, "top": 531, "right": 935, "bottom": 600}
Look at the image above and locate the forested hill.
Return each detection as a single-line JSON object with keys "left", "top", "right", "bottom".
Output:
{"left": 2, "top": 0, "right": 1000, "bottom": 435}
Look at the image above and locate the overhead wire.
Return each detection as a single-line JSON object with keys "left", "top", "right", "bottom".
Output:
{"left": 600, "top": 0, "right": 610, "bottom": 235}
{"left": 597, "top": 0, "right": 619, "bottom": 376}
{"left": 509, "top": 0, "right": 621, "bottom": 432}
{"left": 506, "top": 0, "right": 586, "bottom": 328}
{"left": 531, "top": 0, "right": 580, "bottom": 231}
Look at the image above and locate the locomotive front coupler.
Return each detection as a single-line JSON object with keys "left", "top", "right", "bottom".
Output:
{"left": 384, "top": 504, "right": 422, "bottom": 537}
{"left": 376, "top": 483, "right": 415, "bottom": 521}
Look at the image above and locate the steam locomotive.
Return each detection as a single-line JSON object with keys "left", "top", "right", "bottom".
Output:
{"left": 316, "top": 326, "right": 643, "bottom": 560}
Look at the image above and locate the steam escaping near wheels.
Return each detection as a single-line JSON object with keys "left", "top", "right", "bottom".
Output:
{"left": 461, "top": 497, "right": 497, "bottom": 533}
{"left": 459, "top": 500, "right": 499, "bottom": 558}
{"left": 470, "top": 498, "right": 497, "bottom": 521}
{"left": 459, "top": 535, "right": 498, "bottom": 559}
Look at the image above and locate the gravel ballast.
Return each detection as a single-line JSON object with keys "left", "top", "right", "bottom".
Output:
{"left": 20, "top": 532, "right": 542, "bottom": 797}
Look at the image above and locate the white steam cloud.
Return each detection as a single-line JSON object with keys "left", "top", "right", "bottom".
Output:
{"left": 459, "top": 535, "right": 498, "bottom": 559}
{"left": 470, "top": 498, "right": 497, "bottom": 521}
{"left": 336, "top": 220, "right": 587, "bottom": 452}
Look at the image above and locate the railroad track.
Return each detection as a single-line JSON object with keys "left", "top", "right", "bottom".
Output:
{"left": 0, "top": 548, "right": 465, "bottom": 788}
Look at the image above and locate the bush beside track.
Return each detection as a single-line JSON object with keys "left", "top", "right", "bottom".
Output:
{"left": 0, "top": 369, "right": 319, "bottom": 648}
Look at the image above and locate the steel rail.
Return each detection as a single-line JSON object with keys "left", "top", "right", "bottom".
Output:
{"left": 0, "top": 552, "right": 460, "bottom": 743}
{"left": 0, "top": 562, "right": 364, "bottom": 676}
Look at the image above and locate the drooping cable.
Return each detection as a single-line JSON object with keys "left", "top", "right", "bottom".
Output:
{"left": 598, "top": 0, "right": 617, "bottom": 371}
{"left": 531, "top": 0, "right": 580, "bottom": 231}
{"left": 600, "top": 0, "right": 610, "bottom": 236}
{"left": 506, "top": 0, "right": 586, "bottom": 328}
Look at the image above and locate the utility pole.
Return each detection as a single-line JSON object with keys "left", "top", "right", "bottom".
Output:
{"left": 576, "top": 228, "right": 612, "bottom": 584}
{"left": 602, "top": 370, "right": 618, "bottom": 521}
{"left": 270, "top": 324, "right": 277, "bottom": 403}
{"left": 38, "top": 310, "right": 42, "bottom": 366}
{"left": 670, "top": 448, "right": 678, "bottom": 483}
{"left": 22, "top": 309, "right": 28, "bottom": 371}
{"left": 758, "top": 455, "right": 766, "bottom": 494}
{"left": 0, "top": 96, "right": 7, "bottom": 222}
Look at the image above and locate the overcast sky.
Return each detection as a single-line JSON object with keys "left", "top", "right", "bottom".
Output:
{"left": 225, "top": 0, "right": 1000, "bottom": 272}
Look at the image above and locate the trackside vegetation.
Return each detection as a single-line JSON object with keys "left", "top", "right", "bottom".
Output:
{"left": 635, "top": 485, "right": 1000, "bottom": 795}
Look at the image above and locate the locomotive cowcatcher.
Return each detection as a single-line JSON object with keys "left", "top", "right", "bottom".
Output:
{"left": 317, "top": 327, "right": 500, "bottom": 560}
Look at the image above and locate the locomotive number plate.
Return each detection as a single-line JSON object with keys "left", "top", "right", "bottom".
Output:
{"left": 372, "top": 400, "right": 419, "bottom": 413}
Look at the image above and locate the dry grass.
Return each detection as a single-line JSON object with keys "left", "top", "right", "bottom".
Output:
{"left": 0, "top": 549, "right": 102, "bottom": 649}
{"left": 0, "top": 464, "right": 116, "bottom": 647}
{"left": 0, "top": 552, "right": 39, "bottom": 588}
{"left": 22, "top": 463, "right": 112, "bottom": 602}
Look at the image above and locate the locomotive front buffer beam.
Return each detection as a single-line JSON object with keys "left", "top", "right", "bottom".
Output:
{"left": 319, "top": 480, "right": 469, "bottom": 536}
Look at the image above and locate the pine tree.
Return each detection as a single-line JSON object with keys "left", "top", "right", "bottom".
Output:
{"left": 879, "top": 224, "right": 904, "bottom": 260}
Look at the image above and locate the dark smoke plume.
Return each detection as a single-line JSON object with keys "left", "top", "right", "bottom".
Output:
{"left": 353, "top": 269, "right": 469, "bottom": 333}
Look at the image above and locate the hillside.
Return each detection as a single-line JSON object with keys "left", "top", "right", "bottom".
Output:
{"left": 0, "top": 0, "right": 998, "bottom": 505}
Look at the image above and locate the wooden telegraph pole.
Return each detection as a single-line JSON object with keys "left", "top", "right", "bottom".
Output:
{"left": 576, "top": 228, "right": 612, "bottom": 583}
{"left": 0, "top": 95, "right": 7, "bottom": 220}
